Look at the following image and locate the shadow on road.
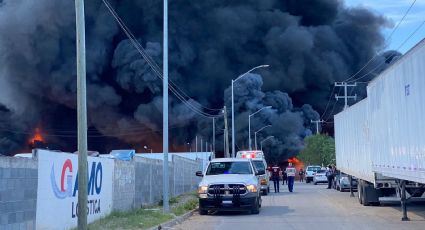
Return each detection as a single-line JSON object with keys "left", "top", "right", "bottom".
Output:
{"left": 208, "top": 205, "right": 295, "bottom": 217}
{"left": 388, "top": 201, "right": 425, "bottom": 222}
{"left": 260, "top": 205, "right": 295, "bottom": 217}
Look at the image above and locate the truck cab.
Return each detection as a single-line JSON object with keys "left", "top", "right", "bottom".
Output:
{"left": 196, "top": 158, "right": 262, "bottom": 215}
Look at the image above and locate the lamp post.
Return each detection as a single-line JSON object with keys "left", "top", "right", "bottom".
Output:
{"left": 255, "top": 125, "right": 271, "bottom": 151}
{"left": 162, "top": 0, "right": 170, "bottom": 213}
{"left": 212, "top": 117, "right": 215, "bottom": 153}
{"left": 231, "top": 65, "right": 269, "bottom": 157}
{"left": 144, "top": 145, "right": 153, "bottom": 153}
{"left": 248, "top": 106, "right": 272, "bottom": 150}
{"left": 260, "top": 136, "right": 274, "bottom": 151}
{"left": 186, "top": 142, "right": 191, "bottom": 152}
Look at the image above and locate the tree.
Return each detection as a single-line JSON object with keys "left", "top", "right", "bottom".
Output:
{"left": 298, "top": 134, "right": 335, "bottom": 166}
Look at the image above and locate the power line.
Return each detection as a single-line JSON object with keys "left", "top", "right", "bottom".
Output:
{"left": 0, "top": 124, "right": 188, "bottom": 138}
{"left": 102, "top": 0, "right": 223, "bottom": 118}
{"left": 343, "top": 0, "right": 418, "bottom": 83}
{"left": 324, "top": 86, "right": 342, "bottom": 122}
{"left": 320, "top": 85, "right": 336, "bottom": 119}
{"left": 102, "top": 0, "right": 215, "bottom": 117}
{"left": 335, "top": 82, "right": 357, "bottom": 110}
{"left": 348, "top": 20, "right": 425, "bottom": 83}
{"left": 324, "top": 19, "right": 424, "bottom": 122}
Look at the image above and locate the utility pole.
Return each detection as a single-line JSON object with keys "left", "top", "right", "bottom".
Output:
{"left": 162, "top": 0, "right": 170, "bottom": 213}
{"left": 212, "top": 118, "right": 215, "bottom": 153}
{"left": 75, "top": 0, "right": 88, "bottom": 229}
{"left": 335, "top": 82, "right": 357, "bottom": 110}
{"left": 231, "top": 80, "right": 235, "bottom": 158}
{"left": 223, "top": 106, "right": 230, "bottom": 158}
{"left": 201, "top": 137, "right": 203, "bottom": 152}
{"left": 223, "top": 129, "right": 226, "bottom": 155}
{"left": 195, "top": 136, "right": 198, "bottom": 152}
{"left": 311, "top": 119, "right": 325, "bottom": 134}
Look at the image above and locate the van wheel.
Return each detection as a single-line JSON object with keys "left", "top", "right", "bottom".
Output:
{"left": 199, "top": 208, "right": 208, "bottom": 215}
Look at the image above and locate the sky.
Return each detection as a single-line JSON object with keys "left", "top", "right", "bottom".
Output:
{"left": 345, "top": 0, "right": 425, "bottom": 53}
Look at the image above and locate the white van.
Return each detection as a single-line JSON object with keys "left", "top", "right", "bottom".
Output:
{"left": 236, "top": 151, "right": 270, "bottom": 195}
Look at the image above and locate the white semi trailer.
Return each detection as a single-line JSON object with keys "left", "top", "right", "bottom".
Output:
{"left": 335, "top": 39, "right": 425, "bottom": 221}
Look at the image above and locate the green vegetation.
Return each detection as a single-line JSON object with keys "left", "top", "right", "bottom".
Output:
{"left": 87, "top": 193, "right": 198, "bottom": 230}
{"left": 298, "top": 134, "right": 335, "bottom": 166}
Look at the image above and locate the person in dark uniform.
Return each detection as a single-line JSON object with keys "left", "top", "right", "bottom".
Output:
{"left": 282, "top": 170, "right": 288, "bottom": 185}
{"left": 299, "top": 168, "right": 305, "bottom": 182}
{"left": 326, "top": 165, "right": 335, "bottom": 189}
{"left": 271, "top": 166, "right": 280, "bottom": 193}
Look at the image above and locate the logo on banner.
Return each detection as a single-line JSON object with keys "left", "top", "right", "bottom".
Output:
{"left": 50, "top": 160, "right": 103, "bottom": 199}
{"left": 50, "top": 159, "right": 103, "bottom": 218}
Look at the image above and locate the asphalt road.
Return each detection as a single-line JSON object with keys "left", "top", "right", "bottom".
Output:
{"left": 174, "top": 182, "right": 425, "bottom": 230}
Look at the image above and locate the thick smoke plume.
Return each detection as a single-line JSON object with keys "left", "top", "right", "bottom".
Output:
{"left": 0, "top": 0, "right": 394, "bottom": 161}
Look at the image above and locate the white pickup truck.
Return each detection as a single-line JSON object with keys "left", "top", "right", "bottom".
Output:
{"left": 305, "top": 165, "right": 321, "bottom": 183}
{"left": 196, "top": 158, "right": 262, "bottom": 215}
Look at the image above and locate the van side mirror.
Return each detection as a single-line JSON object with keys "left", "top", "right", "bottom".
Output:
{"left": 196, "top": 171, "right": 203, "bottom": 177}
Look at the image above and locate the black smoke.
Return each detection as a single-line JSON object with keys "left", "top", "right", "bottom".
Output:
{"left": 0, "top": 0, "right": 395, "bottom": 160}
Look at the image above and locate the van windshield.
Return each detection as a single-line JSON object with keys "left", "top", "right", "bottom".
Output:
{"left": 252, "top": 160, "right": 266, "bottom": 172}
{"left": 206, "top": 162, "right": 253, "bottom": 175}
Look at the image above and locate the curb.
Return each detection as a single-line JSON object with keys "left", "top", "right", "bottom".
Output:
{"left": 148, "top": 208, "right": 198, "bottom": 230}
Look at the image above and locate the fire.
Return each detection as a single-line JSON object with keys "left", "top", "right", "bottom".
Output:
{"left": 29, "top": 128, "right": 45, "bottom": 145}
{"left": 288, "top": 157, "right": 304, "bottom": 170}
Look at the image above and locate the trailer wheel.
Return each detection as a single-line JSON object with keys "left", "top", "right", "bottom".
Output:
{"left": 361, "top": 182, "right": 370, "bottom": 206}
{"left": 358, "top": 180, "right": 363, "bottom": 204}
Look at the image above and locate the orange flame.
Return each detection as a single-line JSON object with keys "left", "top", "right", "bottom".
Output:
{"left": 288, "top": 157, "right": 304, "bottom": 170}
{"left": 29, "top": 128, "right": 44, "bottom": 145}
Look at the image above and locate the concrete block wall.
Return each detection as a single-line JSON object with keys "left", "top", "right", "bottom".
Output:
{"left": 112, "top": 160, "right": 136, "bottom": 211}
{"left": 172, "top": 156, "right": 201, "bottom": 197}
{"left": 0, "top": 157, "right": 37, "bottom": 230}
{"left": 0, "top": 154, "right": 201, "bottom": 229}
{"left": 132, "top": 156, "right": 201, "bottom": 209}
{"left": 134, "top": 157, "right": 164, "bottom": 207}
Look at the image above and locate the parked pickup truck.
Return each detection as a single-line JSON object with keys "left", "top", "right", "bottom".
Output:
{"left": 196, "top": 158, "right": 262, "bottom": 215}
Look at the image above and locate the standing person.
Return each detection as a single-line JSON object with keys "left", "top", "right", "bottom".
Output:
{"left": 286, "top": 163, "right": 296, "bottom": 192}
{"left": 282, "top": 170, "right": 288, "bottom": 185}
{"left": 326, "top": 165, "right": 335, "bottom": 189}
{"left": 271, "top": 166, "right": 280, "bottom": 193}
{"left": 299, "top": 168, "right": 305, "bottom": 182}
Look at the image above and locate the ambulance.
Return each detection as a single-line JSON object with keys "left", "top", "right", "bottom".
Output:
{"left": 236, "top": 151, "right": 270, "bottom": 195}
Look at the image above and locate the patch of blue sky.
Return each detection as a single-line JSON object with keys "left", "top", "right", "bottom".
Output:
{"left": 344, "top": 0, "right": 425, "bottom": 53}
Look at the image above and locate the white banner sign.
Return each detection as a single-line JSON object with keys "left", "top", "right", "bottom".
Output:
{"left": 36, "top": 150, "right": 114, "bottom": 230}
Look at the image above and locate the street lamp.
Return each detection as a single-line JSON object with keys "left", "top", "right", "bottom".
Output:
{"left": 255, "top": 125, "right": 272, "bottom": 151}
{"left": 231, "top": 65, "right": 270, "bottom": 157}
{"left": 248, "top": 106, "right": 272, "bottom": 150}
{"left": 260, "top": 136, "right": 274, "bottom": 151}
{"left": 186, "top": 142, "right": 191, "bottom": 152}
{"left": 144, "top": 145, "right": 153, "bottom": 153}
